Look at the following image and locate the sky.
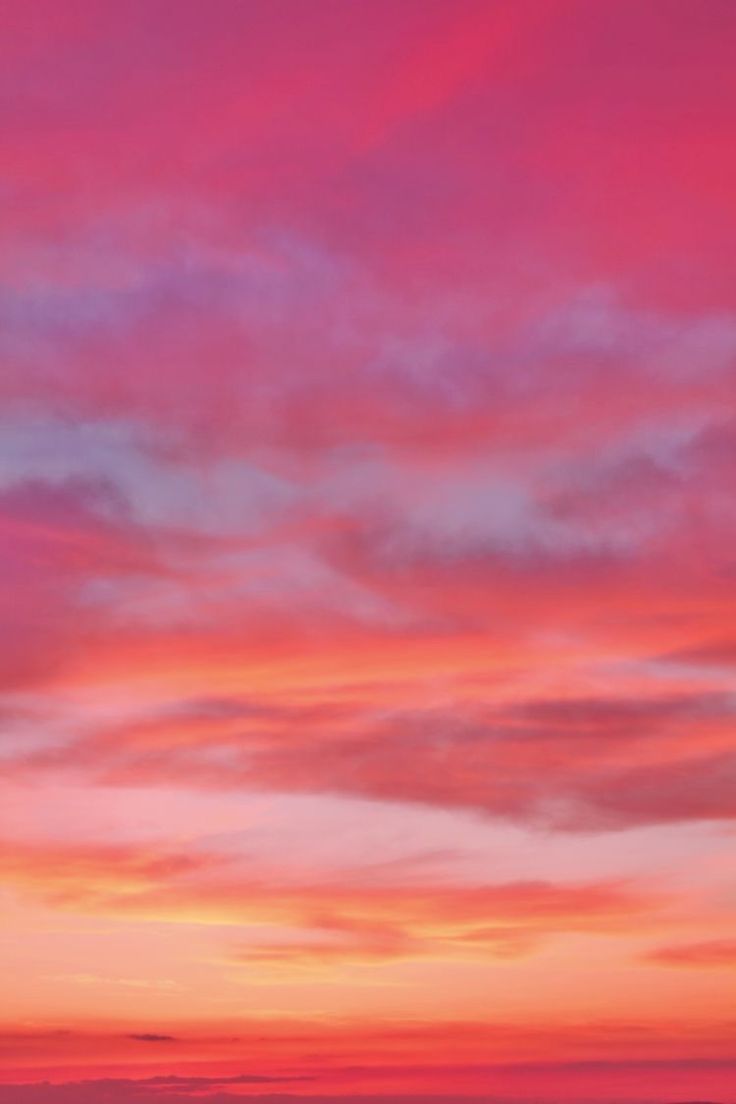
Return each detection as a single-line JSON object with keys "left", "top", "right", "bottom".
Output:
{"left": 1, "top": 1, "right": 736, "bottom": 1102}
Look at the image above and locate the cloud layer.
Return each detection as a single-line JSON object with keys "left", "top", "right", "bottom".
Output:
{"left": 2, "top": 2, "right": 736, "bottom": 1101}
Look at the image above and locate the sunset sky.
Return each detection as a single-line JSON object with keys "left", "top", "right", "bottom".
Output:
{"left": 1, "top": 2, "right": 736, "bottom": 1102}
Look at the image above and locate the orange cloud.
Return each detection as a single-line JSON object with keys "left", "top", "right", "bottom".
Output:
{"left": 0, "top": 836, "right": 657, "bottom": 969}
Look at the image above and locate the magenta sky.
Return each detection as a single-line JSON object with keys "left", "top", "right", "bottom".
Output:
{"left": 1, "top": 3, "right": 736, "bottom": 1103}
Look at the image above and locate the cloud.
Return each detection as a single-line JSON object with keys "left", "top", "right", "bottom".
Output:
{"left": 662, "top": 639, "right": 736, "bottom": 669}
{"left": 127, "top": 1034, "right": 176, "bottom": 1043}
{"left": 4, "top": 1017, "right": 736, "bottom": 1103}
{"left": 0, "top": 834, "right": 656, "bottom": 968}
{"left": 0, "top": 1073, "right": 311, "bottom": 1103}
{"left": 0, "top": 415, "right": 299, "bottom": 536}
{"left": 644, "top": 939, "right": 736, "bottom": 968}
{"left": 1, "top": 1061, "right": 735, "bottom": 1103}
{"left": 48, "top": 688, "right": 736, "bottom": 831}
{"left": 0, "top": 476, "right": 156, "bottom": 690}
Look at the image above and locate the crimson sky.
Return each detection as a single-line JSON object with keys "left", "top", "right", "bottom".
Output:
{"left": 1, "top": 2, "right": 736, "bottom": 1103}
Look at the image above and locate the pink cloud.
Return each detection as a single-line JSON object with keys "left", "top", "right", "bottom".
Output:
{"left": 2, "top": 2, "right": 736, "bottom": 1095}
{"left": 645, "top": 939, "right": 736, "bottom": 968}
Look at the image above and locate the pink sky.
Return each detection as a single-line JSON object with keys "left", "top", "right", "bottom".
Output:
{"left": 1, "top": 2, "right": 736, "bottom": 1102}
